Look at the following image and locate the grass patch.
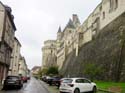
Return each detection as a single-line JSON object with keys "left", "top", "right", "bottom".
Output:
{"left": 95, "top": 81, "right": 125, "bottom": 93}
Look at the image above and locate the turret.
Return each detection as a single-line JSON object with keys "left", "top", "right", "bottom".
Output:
{"left": 72, "top": 14, "right": 80, "bottom": 27}
{"left": 57, "top": 26, "right": 62, "bottom": 41}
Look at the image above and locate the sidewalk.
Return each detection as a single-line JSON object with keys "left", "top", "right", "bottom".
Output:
{"left": 39, "top": 80, "right": 59, "bottom": 93}
{"left": 0, "top": 83, "right": 3, "bottom": 90}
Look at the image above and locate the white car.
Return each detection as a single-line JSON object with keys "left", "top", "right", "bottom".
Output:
{"left": 59, "top": 78, "right": 96, "bottom": 93}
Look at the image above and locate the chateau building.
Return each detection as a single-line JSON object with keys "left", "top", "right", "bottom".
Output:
{"left": 42, "top": 14, "right": 80, "bottom": 69}
{"left": 0, "top": 2, "right": 16, "bottom": 83}
{"left": 57, "top": 14, "right": 80, "bottom": 70}
{"left": 42, "top": 0, "right": 125, "bottom": 70}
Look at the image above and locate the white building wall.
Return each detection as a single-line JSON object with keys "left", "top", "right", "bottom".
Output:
{"left": 87, "top": 14, "right": 93, "bottom": 28}
{"left": 81, "top": 21, "right": 88, "bottom": 32}
{"left": 83, "top": 29, "right": 92, "bottom": 45}
{"left": 0, "top": 4, "right": 4, "bottom": 41}
{"left": 57, "top": 48, "right": 65, "bottom": 70}
{"left": 100, "top": 0, "right": 125, "bottom": 29}
{"left": 79, "top": 0, "right": 125, "bottom": 49}
{"left": 42, "top": 40, "right": 57, "bottom": 68}
{"left": 4, "top": 15, "right": 15, "bottom": 49}
{"left": 18, "top": 57, "right": 27, "bottom": 77}
{"left": 9, "top": 38, "right": 21, "bottom": 76}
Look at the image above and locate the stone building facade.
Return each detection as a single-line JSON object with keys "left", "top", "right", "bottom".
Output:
{"left": 78, "top": 0, "right": 125, "bottom": 39}
{"left": 42, "top": 40, "right": 57, "bottom": 68}
{"left": 8, "top": 37, "right": 21, "bottom": 76}
{"left": 18, "top": 55, "right": 28, "bottom": 77}
{"left": 0, "top": 2, "right": 16, "bottom": 83}
{"left": 57, "top": 14, "right": 80, "bottom": 70}
{"left": 74, "top": 0, "right": 125, "bottom": 56}
{"left": 31, "top": 66, "right": 41, "bottom": 75}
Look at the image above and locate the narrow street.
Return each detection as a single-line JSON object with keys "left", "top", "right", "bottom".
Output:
{"left": 0, "top": 77, "right": 50, "bottom": 93}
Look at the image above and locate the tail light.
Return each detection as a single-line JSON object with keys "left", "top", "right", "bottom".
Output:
{"left": 68, "top": 84, "right": 74, "bottom": 87}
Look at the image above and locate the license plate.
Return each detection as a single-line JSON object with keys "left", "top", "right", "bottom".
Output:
{"left": 8, "top": 82, "right": 14, "bottom": 84}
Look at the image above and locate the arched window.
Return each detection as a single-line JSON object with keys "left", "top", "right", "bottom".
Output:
{"left": 109, "top": 0, "right": 112, "bottom": 9}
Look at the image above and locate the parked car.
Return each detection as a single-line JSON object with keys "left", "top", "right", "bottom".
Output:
{"left": 59, "top": 78, "right": 68, "bottom": 87}
{"left": 44, "top": 76, "right": 51, "bottom": 82}
{"left": 47, "top": 77, "right": 54, "bottom": 85}
{"left": 21, "top": 76, "right": 28, "bottom": 83}
{"left": 59, "top": 78, "right": 97, "bottom": 93}
{"left": 27, "top": 75, "right": 31, "bottom": 80}
{"left": 3, "top": 76, "right": 23, "bottom": 90}
{"left": 47, "top": 76, "right": 62, "bottom": 86}
{"left": 41, "top": 76, "right": 48, "bottom": 82}
{"left": 41, "top": 76, "right": 44, "bottom": 81}
{"left": 27, "top": 76, "right": 30, "bottom": 80}
{"left": 52, "top": 77, "right": 62, "bottom": 87}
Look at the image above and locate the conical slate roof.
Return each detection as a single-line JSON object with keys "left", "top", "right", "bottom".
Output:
{"left": 72, "top": 14, "right": 80, "bottom": 27}
{"left": 66, "top": 19, "right": 75, "bottom": 28}
{"left": 57, "top": 26, "right": 61, "bottom": 33}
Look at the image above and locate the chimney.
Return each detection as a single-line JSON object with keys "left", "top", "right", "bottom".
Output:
{"left": 72, "top": 14, "right": 78, "bottom": 22}
{"left": 5, "top": 5, "right": 12, "bottom": 13}
{"left": 72, "top": 14, "right": 80, "bottom": 27}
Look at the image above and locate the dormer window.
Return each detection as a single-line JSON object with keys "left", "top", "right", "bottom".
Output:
{"left": 110, "top": 0, "right": 113, "bottom": 10}
{"left": 109, "top": 0, "right": 118, "bottom": 12}
{"left": 115, "top": 0, "right": 118, "bottom": 9}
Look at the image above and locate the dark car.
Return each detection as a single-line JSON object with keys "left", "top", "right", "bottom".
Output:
{"left": 41, "top": 76, "right": 47, "bottom": 82}
{"left": 3, "top": 76, "right": 23, "bottom": 90}
{"left": 52, "top": 77, "right": 62, "bottom": 88}
{"left": 27, "top": 76, "right": 30, "bottom": 80}
{"left": 41, "top": 76, "right": 51, "bottom": 82}
{"left": 47, "top": 76, "right": 62, "bottom": 87}
{"left": 47, "top": 77, "right": 53, "bottom": 85}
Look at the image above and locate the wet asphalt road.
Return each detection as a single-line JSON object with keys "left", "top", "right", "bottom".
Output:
{"left": 0, "top": 77, "right": 49, "bottom": 93}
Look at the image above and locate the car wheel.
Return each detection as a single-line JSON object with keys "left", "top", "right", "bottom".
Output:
{"left": 92, "top": 86, "right": 97, "bottom": 93}
{"left": 2, "top": 86, "right": 7, "bottom": 90}
{"left": 21, "top": 84, "right": 23, "bottom": 88}
{"left": 19, "top": 85, "right": 22, "bottom": 89}
{"left": 74, "top": 88, "right": 80, "bottom": 93}
{"left": 49, "top": 82, "right": 52, "bottom": 86}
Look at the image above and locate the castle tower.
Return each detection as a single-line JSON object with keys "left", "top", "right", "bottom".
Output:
{"left": 72, "top": 14, "right": 80, "bottom": 27}
{"left": 57, "top": 26, "right": 62, "bottom": 41}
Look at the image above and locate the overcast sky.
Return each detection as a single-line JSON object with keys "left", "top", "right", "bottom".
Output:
{"left": 1, "top": 0, "right": 101, "bottom": 69}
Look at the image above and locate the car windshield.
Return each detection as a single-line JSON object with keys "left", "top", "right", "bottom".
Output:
{"left": 6, "top": 76, "right": 19, "bottom": 80}
{"left": 62, "top": 79, "right": 73, "bottom": 83}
